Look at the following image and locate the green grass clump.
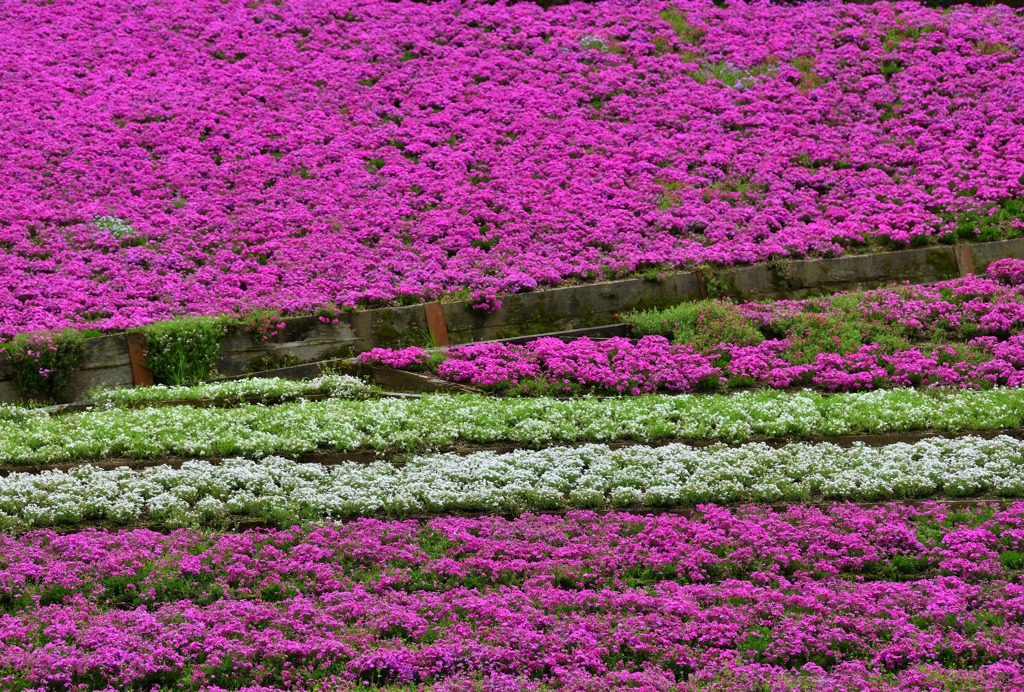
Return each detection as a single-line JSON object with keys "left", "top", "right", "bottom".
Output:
{"left": 627, "top": 300, "right": 763, "bottom": 351}
{"left": 1, "top": 329, "right": 85, "bottom": 403}
{"left": 138, "top": 316, "right": 232, "bottom": 386}
{"left": 659, "top": 8, "right": 705, "bottom": 45}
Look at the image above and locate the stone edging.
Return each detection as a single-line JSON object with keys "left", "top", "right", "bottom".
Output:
{"left": 1, "top": 238, "right": 1023, "bottom": 403}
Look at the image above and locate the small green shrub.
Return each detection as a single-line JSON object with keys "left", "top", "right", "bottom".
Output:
{"left": 625, "top": 306, "right": 683, "bottom": 339}
{"left": 768, "top": 256, "right": 795, "bottom": 289}
{"left": 1, "top": 329, "right": 85, "bottom": 402}
{"left": 778, "top": 313, "right": 864, "bottom": 363}
{"left": 139, "top": 316, "right": 231, "bottom": 385}
{"left": 238, "top": 308, "right": 286, "bottom": 342}
{"left": 626, "top": 300, "right": 764, "bottom": 352}
{"left": 697, "top": 263, "right": 729, "bottom": 298}
{"left": 693, "top": 60, "right": 777, "bottom": 89}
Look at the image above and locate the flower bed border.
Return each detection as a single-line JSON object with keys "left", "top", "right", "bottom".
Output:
{"left": 2, "top": 238, "right": 1023, "bottom": 403}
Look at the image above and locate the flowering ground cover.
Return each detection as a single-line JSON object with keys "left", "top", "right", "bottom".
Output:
{"left": 2, "top": 436, "right": 1024, "bottom": 529}
{"left": 3, "top": 0, "right": 1024, "bottom": 335}
{"left": 4, "top": 387, "right": 1024, "bottom": 465}
{"left": 87, "top": 374, "right": 375, "bottom": 407}
{"left": 2, "top": 505, "right": 1024, "bottom": 690}
{"left": 362, "top": 269, "right": 1024, "bottom": 393}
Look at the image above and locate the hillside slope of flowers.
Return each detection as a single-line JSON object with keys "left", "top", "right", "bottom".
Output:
{"left": 3, "top": 505, "right": 1024, "bottom": 689}
{"left": 3, "top": 0, "right": 1024, "bottom": 335}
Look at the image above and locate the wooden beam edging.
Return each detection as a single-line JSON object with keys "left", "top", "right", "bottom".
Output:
{"left": 4, "top": 236, "right": 1024, "bottom": 404}
{"left": 954, "top": 244, "right": 976, "bottom": 277}
{"left": 423, "top": 301, "right": 450, "bottom": 347}
{"left": 126, "top": 333, "right": 154, "bottom": 387}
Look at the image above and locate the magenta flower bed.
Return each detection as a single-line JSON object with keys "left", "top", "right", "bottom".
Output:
{"left": 361, "top": 273, "right": 1024, "bottom": 393}
{"left": 2, "top": 0, "right": 1024, "bottom": 336}
{"left": 365, "top": 335, "right": 1024, "bottom": 393}
{"left": 1, "top": 504, "right": 1024, "bottom": 690}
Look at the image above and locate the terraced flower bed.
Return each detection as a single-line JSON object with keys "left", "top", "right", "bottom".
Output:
{"left": 2, "top": 506, "right": 1024, "bottom": 690}
{"left": 1, "top": 436, "right": 1024, "bottom": 529}
{"left": 364, "top": 269, "right": 1024, "bottom": 393}
{"left": 2, "top": 0, "right": 1024, "bottom": 334}
{"left": 5, "top": 387, "right": 1024, "bottom": 465}
{"left": 86, "top": 374, "right": 376, "bottom": 408}
{"left": 7, "top": 0, "right": 1024, "bottom": 688}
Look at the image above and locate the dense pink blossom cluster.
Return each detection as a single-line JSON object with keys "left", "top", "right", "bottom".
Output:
{"left": 1, "top": 504, "right": 1023, "bottom": 690}
{"left": 990, "top": 257, "right": 1024, "bottom": 286}
{"left": 732, "top": 272, "right": 1024, "bottom": 335}
{"left": 364, "top": 333, "right": 1024, "bottom": 393}
{"left": 2, "top": 0, "right": 1024, "bottom": 336}
{"left": 361, "top": 273, "right": 1024, "bottom": 392}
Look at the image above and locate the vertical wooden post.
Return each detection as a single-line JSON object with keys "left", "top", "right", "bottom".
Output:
{"left": 694, "top": 271, "right": 708, "bottom": 300}
{"left": 954, "top": 244, "right": 975, "bottom": 277}
{"left": 423, "top": 302, "right": 450, "bottom": 347}
{"left": 126, "top": 333, "right": 155, "bottom": 387}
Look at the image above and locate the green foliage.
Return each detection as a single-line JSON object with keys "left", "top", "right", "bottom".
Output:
{"left": 659, "top": 8, "right": 705, "bottom": 45}
{"left": 788, "top": 55, "right": 826, "bottom": 92}
{"left": 624, "top": 278, "right": 1011, "bottom": 360}
{"left": 312, "top": 302, "right": 352, "bottom": 323}
{"left": 768, "top": 257, "right": 795, "bottom": 289}
{"left": 974, "top": 40, "right": 1016, "bottom": 57}
{"left": 738, "top": 625, "right": 774, "bottom": 661}
{"left": 883, "top": 24, "right": 938, "bottom": 52}
{"left": 999, "top": 550, "right": 1024, "bottom": 572}
{"left": 3, "top": 388, "right": 1024, "bottom": 466}
{"left": 626, "top": 300, "right": 764, "bottom": 352}
{"left": 139, "top": 316, "right": 231, "bottom": 386}
{"left": 697, "top": 263, "right": 729, "bottom": 299}
{"left": 655, "top": 179, "right": 684, "bottom": 209}
{"left": 693, "top": 60, "right": 777, "bottom": 88}
{"left": 238, "top": 308, "right": 286, "bottom": 341}
{"left": 941, "top": 197, "right": 1024, "bottom": 243}
{"left": 880, "top": 59, "right": 904, "bottom": 78}
{"left": 776, "top": 312, "right": 867, "bottom": 363}
{"left": 1, "top": 329, "right": 85, "bottom": 402}
{"left": 93, "top": 215, "right": 135, "bottom": 238}
{"left": 242, "top": 354, "right": 301, "bottom": 374}
{"left": 504, "top": 377, "right": 590, "bottom": 398}
{"left": 640, "top": 267, "right": 666, "bottom": 282}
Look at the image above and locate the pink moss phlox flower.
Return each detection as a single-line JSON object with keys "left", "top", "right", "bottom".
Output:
{"left": 2, "top": 2, "right": 1024, "bottom": 336}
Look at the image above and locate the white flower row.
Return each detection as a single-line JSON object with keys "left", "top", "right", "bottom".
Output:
{"left": 87, "top": 374, "right": 375, "bottom": 406}
{"left": 1, "top": 387, "right": 1023, "bottom": 464}
{"left": 1, "top": 435, "right": 1022, "bottom": 528}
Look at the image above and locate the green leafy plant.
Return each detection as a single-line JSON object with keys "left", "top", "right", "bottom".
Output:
{"left": 693, "top": 60, "right": 777, "bottom": 89}
{"left": 659, "top": 8, "right": 705, "bottom": 45}
{"left": 0, "top": 329, "right": 85, "bottom": 402}
{"left": 138, "top": 316, "right": 231, "bottom": 385}
{"left": 697, "top": 263, "right": 729, "bottom": 298}
{"left": 768, "top": 256, "right": 796, "bottom": 289}
{"left": 238, "top": 308, "right": 287, "bottom": 342}
{"left": 626, "top": 299, "right": 763, "bottom": 352}
{"left": 93, "top": 215, "right": 135, "bottom": 238}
